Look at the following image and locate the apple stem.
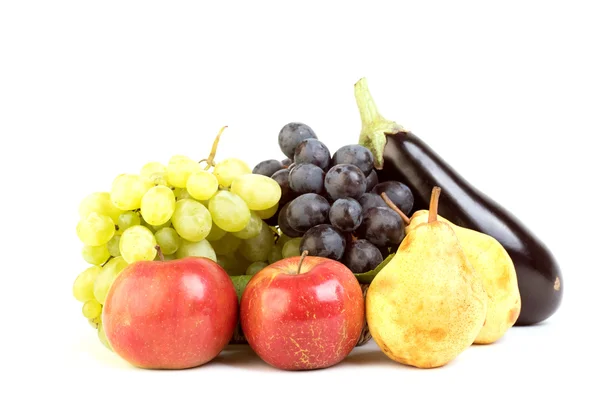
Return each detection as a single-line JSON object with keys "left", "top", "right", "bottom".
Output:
{"left": 428, "top": 186, "right": 441, "bottom": 223}
{"left": 297, "top": 250, "right": 309, "bottom": 274}
{"left": 380, "top": 193, "right": 411, "bottom": 225}
{"left": 155, "top": 245, "right": 165, "bottom": 261}
{"left": 199, "top": 125, "right": 228, "bottom": 170}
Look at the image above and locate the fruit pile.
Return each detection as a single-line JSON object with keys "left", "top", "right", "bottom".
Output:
{"left": 255, "top": 122, "right": 414, "bottom": 274}
{"left": 71, "top": 78, "right": 563, "bottom": 372}
{"left": 72, "top": 126, "right": 287, "bottom": 347}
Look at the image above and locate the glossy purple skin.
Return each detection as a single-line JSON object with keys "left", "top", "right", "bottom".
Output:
{"left": 376, "top": 132, "right": 563, "bottom": 325}
{"left": 300, "top": 224, "right": 346, "bottom": 260}
{"left": 331, "top": 144, "right": 375, "bottom": 176}
{"left": 286, "top": 193, "right": 330, "bottom": 233}
{"left": 324, "top": 164, "right": 367, "bottom": 201}
{"left": 278, "top": 122, "right": 318, "bottom": 159}
{"left": 329, "top": 198, "right": 363, "bottom": 232}
{"left": 342, "top": 239, "right": 383, "bottom": 274}
{"left": 294, "top": 139, "right": 331, "bottom": 171}
{"left": 289, "top": 163, "right": 325, "bottom": 195}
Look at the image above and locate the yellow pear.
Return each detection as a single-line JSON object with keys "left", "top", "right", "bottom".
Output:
{"left": 402, "top": 208, "right": 521, "bottom": 344}
{"left": 366, "top": 187, "right": 487, "bottom": 369}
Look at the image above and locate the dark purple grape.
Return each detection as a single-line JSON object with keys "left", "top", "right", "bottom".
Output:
{"left": 286, "top": 193, "right": 330, "bottom": 233}
{"left": 342, "top": 239, "right": 383, "bottom": 274}
{"left": 300, "top": 224, "right": 346, "bottom": 261}
{"left": 293, "top": 139, "right": 331, "bottom": 171}
{"left": 324, "top": 164, "right": 366, "bottom": 201}
{"left": 356, "top": 207, "right": 404, "bottom": 247}
{"left": 277, "top": 203, "right": 303, "bottom": 238}
{"left": 357, "top": 192, "right": 388, "bottom": 215}
{"left": 271, "top": 169, "right": 295, "bottom": 204}
{"left": 365, "top": 170, "right": 379, "bottom": 192}
{"left": 287, "top": 162, "right": 296, "bottom": 171}
{"left": 329, "top": 198, "right": 362, "bottom": 232}
{"left": 331, "top": 144, "right": 375, "bottom": 176}
{"left": 253, "top": 159, "right": 284, "bottom": 177}
{"left": 289, "top": 163, "right": 324, "bottom": 194}
{"left": 278, "top": 122, "right": 318, "bottom": 159}
{"left": 281, "top": 158, "right": 293, "bottom": 167}
{"left": 372, "top": 181, "right": 414, "bottom": 215}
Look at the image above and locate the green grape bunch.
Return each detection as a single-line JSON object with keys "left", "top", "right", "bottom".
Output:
{"left": 71, "top": 126, "right": 286, "bottom": 350}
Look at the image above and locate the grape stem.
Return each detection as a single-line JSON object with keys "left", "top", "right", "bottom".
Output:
{"left": 155, "top": 245, "right": 165, "bottom": 261}
{"left": 297, "top": 250, "right": 309, "bottom": 274}
{"left": 100, "top": 256, "right": 114, "bottom": 268}
{"left": 199, "top": 125, "right": 228, "bottom": 170}
{"left": 380, "top": 193, "right": 411, "bottom": 225}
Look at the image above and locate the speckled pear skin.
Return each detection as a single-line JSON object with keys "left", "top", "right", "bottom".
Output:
{"left": 408, "top": 210, "right": 521, "bottom": 344}
{"left": 366, "top": 219, "right": 487, "bottom": 369}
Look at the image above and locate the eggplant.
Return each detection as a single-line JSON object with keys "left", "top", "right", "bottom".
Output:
{"left": 354, "top": 78, "right": 563, "bottom": 326}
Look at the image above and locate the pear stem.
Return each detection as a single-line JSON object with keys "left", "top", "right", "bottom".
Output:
{"left": 199, "top": 125, "right": 228, "bottom": 170}
{"left": 380, "top": 193, "right": 411, "bottom": 225}
{"left": 428, "top": 187, "right": 442, "bottom": 223}
{"left": 155, "top": 245, "right": 165, "bottom": 261}
{"left": 297, "top": 250, "right": 309, "bottom": 274}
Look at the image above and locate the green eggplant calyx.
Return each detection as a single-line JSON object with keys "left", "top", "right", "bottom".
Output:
{"left": 354, "top": 77, "right": 407, "bottom": 169}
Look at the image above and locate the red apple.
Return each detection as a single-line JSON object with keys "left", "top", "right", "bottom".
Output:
{"left": 240, "top": 254, "right": 365, "bottom": 371}
{"left": 102, "top": 256, "right": 238, "bottom": 369}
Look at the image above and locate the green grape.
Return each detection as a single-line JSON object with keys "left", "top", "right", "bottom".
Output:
{"left": 213, "top": 158, "right": 251, "bottom": 187}
{"left": 98, "top": 321, "right": 113, "bottom": 351}
{"left": 82, "top": 245, "right": 110, "bottom": 265}
{"left": 140, "top": 161, "right": 168, "bottom": 186}
{"left": 187, "top": 170, "right": 219, "bottom": 201}
{"left": 230, "top": 174, "right": 282, "bottom": 211}
{"left": 117, "top": 211, "right": 141, "bottom": 231}
{"left": 167, "top": 155, "right": 201, "bottom": 188}
{"left": 171, "top": 198, "right": 212, "bottom": 242}
{"left": 206, "top": 223, "right": 227, "bottom": 241}
{"left": 107, "top": 235, "right": 121, "bottom": 257}
{"left": 231, "top": 211, "right": 262, "bottom": 239}
{"left": 174, "top": 188, "right": 194, "bottom": 200}
{"left": 151, "top": 220, "right": 172, "bottom": 231}
{"left": 210, "top": 233, "right": 242, "bottom": 255}
{"left": 140, "top": 185, "right": 176, "bottom": 226}
{"left": 217, "top": 254, "right": 248, "bottom": 275}
{"left": 89, "top": 315, "right": 102, "bottom": 329}
{"left": 155, "top": 227, "right": 181, "bottom": 255}
{"left": 239, "top": 222, "right": 274, "bottom": 262}
{"left": 119, "top": 225, "right": 157, "bottom": 263}
{"left": 73, "top": 265, "right": 102, "bottom": 302}
{"left": 76, "top": 212, "right": 115, "bottom": 246}
{"left": 93, "top": 256, "right": 129, "bottom": 304}
{"left": 82, "top": 299, "right": 102, "bottom": 320}
{"left": 175, "top": 239, "right": 217, "bottom": 262}
{"left": 282, "top": 237, "right": 302, "bottom": 258}
{"left": 79, "top": 192, "right": 122, "bottom": 224}
{"left": 268, "top": 241, "right": 283, "bottom": 264}
{"left": 255, "top": 202, "right": 279, "bottom": 220}
{"left": 246, "top": 261, "right": 268, "bottom": 275}
{"left": 278, "top": 233, "right": 293, "bottom": 247}
{"left": 110, "top": 174, "right": 154, "bottom": 211}
{"left": 208, "top": 190, "right": 250, "bottom": 232}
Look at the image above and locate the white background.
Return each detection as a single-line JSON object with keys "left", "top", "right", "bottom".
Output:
{"left": 1, "top": 1, "right": 598, "bottom": 399}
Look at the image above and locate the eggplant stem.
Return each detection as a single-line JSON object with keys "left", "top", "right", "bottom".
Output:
{"left": 354, "top": 78, "right": 408, "bottom": 170}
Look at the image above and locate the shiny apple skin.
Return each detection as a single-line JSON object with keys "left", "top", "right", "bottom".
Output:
{"left": 102, "top": 257, "right": 238, "bottom": 370}
{"left": 240, "top": 256, "right": 365, "bottom": 371}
